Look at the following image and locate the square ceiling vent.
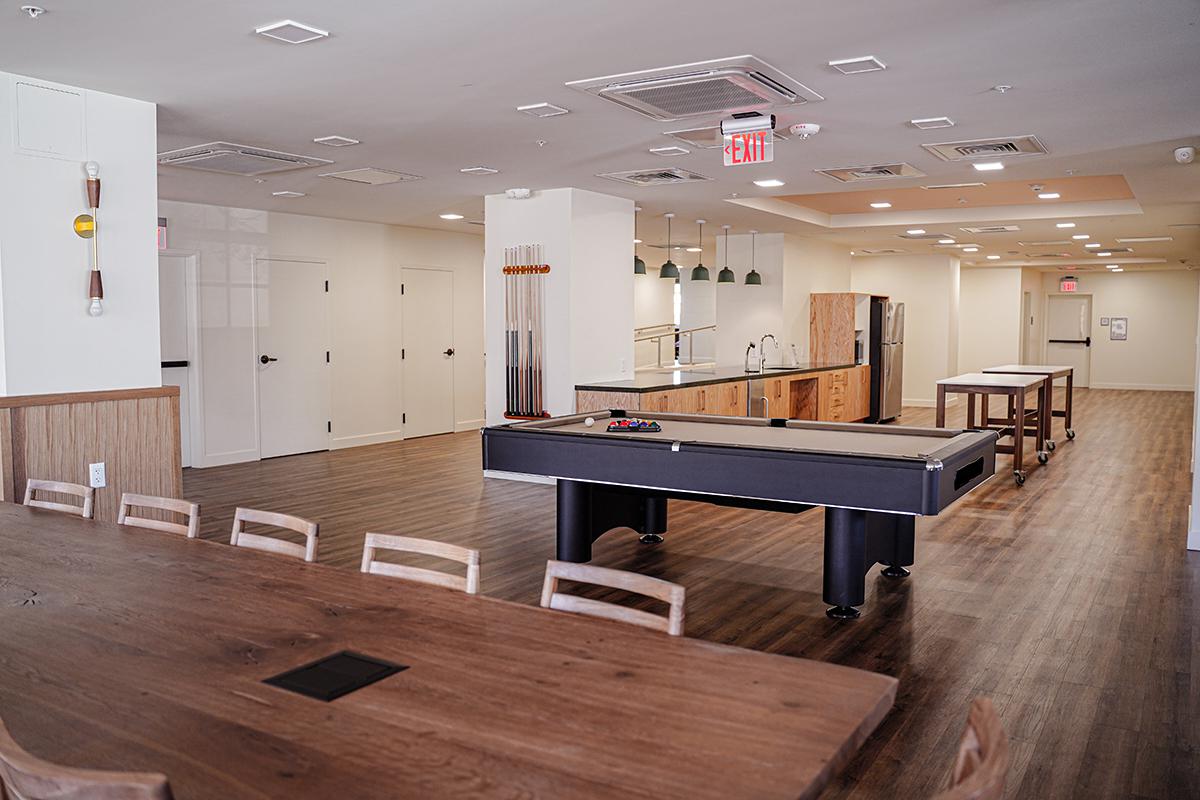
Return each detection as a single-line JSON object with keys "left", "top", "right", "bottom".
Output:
{"left": 313, "top": 135, "right": 359, "bottom": 147}
{"left": 922, "top": 135, "right": 1048, "bottom": 162}
{"left": 157, "top": 142, "right": 331, "bottom": 176}
{"left": 960, "top": 225, "right": 1021, "bottom": 234}
{"left": 318, "top": 167, "right": 422, "bottom": 185}
{"left": 567, "top": 55, "right": 822, "bottom": 122}
{"left": 816, "top": 162, "right": 925, "bottom": 182}
{"left": 597, "top": 168, "right": 712, "bottom": 187}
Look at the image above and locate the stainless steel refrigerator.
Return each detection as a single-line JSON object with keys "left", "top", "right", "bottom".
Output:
{"left": 869, "top": 300, "right": 904, "bottom": 422}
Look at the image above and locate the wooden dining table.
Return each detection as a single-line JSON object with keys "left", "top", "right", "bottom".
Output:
{"left": 0, "top": 502, "right": 897, "bottom": 799}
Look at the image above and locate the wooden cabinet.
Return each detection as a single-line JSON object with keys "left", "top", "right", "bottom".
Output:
{"left": 816, "top": 365, "right": 870, "bottom": 423}
{"left": 810, "top": 293, "right": 857, "bottom": 364}
{"left": 641, "top": 381, "right": 747, "bottom": 416}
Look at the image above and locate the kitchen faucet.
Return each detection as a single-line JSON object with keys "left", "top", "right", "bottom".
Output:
{"left": 744, "top": 341, "right": 757, "bottom": 373}
{"left": 758, "top": 334, "right": 778, "bottom": 373}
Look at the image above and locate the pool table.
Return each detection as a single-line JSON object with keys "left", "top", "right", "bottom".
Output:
{"left": 482, "top": 410, "right": 997, "bottom": 618}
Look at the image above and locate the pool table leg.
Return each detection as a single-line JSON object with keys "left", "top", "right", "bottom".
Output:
{"left": 556, "top": 481, "right": 668, "bottom": 562}
{"left": 824, "top": 509, "right": 916, "bottom": 619}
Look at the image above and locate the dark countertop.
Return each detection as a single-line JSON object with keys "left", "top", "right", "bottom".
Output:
{"left": 575, "top": 362, "right": 860, "bottom": 394}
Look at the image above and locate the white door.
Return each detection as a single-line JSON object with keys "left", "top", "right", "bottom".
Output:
{"left": 1020, "top": 291, "right": 1035, "bottom": 364}
{"left": 1045, "top": 294, "right": 1092, "bottom": 387}
{"left": 254, "top": 258, "right": 331, "bottom": 458}
{"left": 402, "top": 268, "right": 455, "bottom": 438}
{"left": 158, "top": 254, "right": 193, "bottom": 467}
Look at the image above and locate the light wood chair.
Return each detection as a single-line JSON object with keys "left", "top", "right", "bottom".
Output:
{"left": 932, "top": 697, "right": 1010, "bottom": 800}
{"left": 0, "top": 713, "right": 173, "bottom": 799}
{"left": 229, "top": 507, "right": 318, "bottom": 562}
{"left": 540, "top": 560, "right": 686, "bottom": 636}
{"left": 360, "top": 533, "right": 481, "bottom": 594}
{"left": 23, "top": 479, "right": 94, "bottom": 519}
{"left": 118, "top": 493, "right": 201, "bottom": 539}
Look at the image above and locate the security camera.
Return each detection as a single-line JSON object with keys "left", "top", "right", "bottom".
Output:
{"left": 1175, "top": 146, "right": 1195, "bottom": 165}
{"left": 788, "top": 123, "right": 821, "bottom": 139}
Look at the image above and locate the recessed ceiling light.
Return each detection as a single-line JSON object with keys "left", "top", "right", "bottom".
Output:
{"left": 986, "top": 254, "right": 1001, "bottom": 260}
{"left": 460, "top": 166, "right": 500, "bottom": 176}
{"left": 1111, "top": 268, "right": 1124, "bottom": 272}
{"left": 938, "top": 238, "right": 956, "bottom": 244}
{"left": 439, "top": 213, "right": 464, "bottom": 220}
{"left": 633, "top": 238, "right": 642, "bottom": 244}
{"left": 313, "top": 135, "right": 359, "bottom": 147}
{"left": 906, "top": 229, "right": 926, "bottom": 235}
{"left": 1072, "top": 234, "right": 1089, "bottom": 240}
{"left": 1038, "top": 192, "right": 1061, "bottom": 200}
{"left": 650, "top": 145, "right": 691, "bottom": 156}
{"left": 828, "top": 56, "right": 887, "bottom": 74}
{"left": 1056, "top": 222, "right": 1076, "bottom": 228}
{"left": 753, "top": 179, "right": 786, "bottom": 188}
{"left": 973, "top": 161, "right": 1005, "bottom": 172}
{"left": 271, "top": 190, "right": 305, "bottom": 198}
{"left": 517, "top": 102, "right": 569, "bottom": 118}
{"left": 909, "top": 117, "right": 955, "bottom": 130}
{"left": 255, "top": 20, "right": 329, "bottom": 44}
{"left": 1116, "top": 236, "right": 1173, "bottom": 243}
{"left": 686, "top": 247, "right": 703, "bottom": 253}
{"left": 1096, "top": 251, "right": 1112, "bottom": 257}
{"left": 1084, "top": 243, "right": 1102, "bottom": 248}
{"left": 1106, "top": 264, "right": 1120, "bottom": 269}
{"left": 870, "top": 202, "right": 892, "bottom": 209}
{"left": 963, "top": 247, "right": 980, "bottom": 253}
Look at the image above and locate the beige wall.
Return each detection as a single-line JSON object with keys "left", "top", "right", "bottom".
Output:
{"left": 783, "top": 237, "right": 854, "bottom": 359}
{"left": 1040, "top": 269, "right": 1199, "bottom": 390}
{"left": 851, "top": 254, "right": 961, "bottom": 405}
{"left": 958, "top": 267, "right": 1023, "bottom": 372}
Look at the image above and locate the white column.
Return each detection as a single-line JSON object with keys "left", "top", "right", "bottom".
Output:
{"left": 1190, "top": 278, "right": 1200, "bottom": 551}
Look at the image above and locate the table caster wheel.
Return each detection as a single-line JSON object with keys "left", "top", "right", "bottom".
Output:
{"left": 638, "top": 533, "right": 664, "bottom": 544}
{"left": 826, "top": 605, "right": 861, "bottom": 620}
{"left": 1066, "top": 429, "right": 1076, "bottom": 440}
{"left": 1038, "top": 451, "right": 1049, "bottom": 465}
{"left": 1014, "top": 471, "right": 1027, "bottom": 486}
{"left": 1048, "top": 440, "right": 1056, "bottom": 451}
{"left": 882, "top": 565, "right": 910, "bottom": 578}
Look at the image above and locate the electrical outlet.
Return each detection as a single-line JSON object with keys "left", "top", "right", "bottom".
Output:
{"left": 89, "top": 462, "right": 106, "bottom": 488}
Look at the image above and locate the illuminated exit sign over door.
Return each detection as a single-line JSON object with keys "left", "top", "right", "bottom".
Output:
{"left": 723, "top": 130, "right": 773, "bottom": 166}
{"left": 1059, "top": 276, "right": 1078, "bottom": 293}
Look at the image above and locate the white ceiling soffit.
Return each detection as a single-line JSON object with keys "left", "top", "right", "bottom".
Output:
{"left": 921, "top": 135, "right": 1048, "bottom": 162}
{"left": 318, "top": 167, "right": 423, "bottom": 185}
{"left": 816, "top": 162, "right": 926, "bottom": 182}
{"left": 157, "top": 142, "right": 332, "bottom": 176}
{"left": 597, "top": 168, "right": 712, "bottom": 187}
{"left": 566, "top": 55, "right": 823, "bottom": 122}
{"left": 666, "top": 125, "right": 789, "bottom": 149}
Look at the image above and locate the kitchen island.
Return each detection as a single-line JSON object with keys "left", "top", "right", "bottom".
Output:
{"left": 576, "top": 362, "right": 870, "bottom": 422}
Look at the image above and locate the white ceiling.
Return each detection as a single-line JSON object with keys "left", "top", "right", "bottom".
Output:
{"left": 2, "top": 0, "right": 1198, "bottom": 268}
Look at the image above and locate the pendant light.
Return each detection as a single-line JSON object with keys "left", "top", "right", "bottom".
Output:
{"left": 717, "top": 224, "right": 736, "bottom": 283}
{"left": 690, "top": 219, "right": 709, "bottom": 281}
{"left": 659, "top": 213, "right": 679, "bottom": 279}
{"left": 745, "top": 229, "right": 762, "bottom": 285}
{"left": 633, "top": 206, "right": 646, "bottom": 275}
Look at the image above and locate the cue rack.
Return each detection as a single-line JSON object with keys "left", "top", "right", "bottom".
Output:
{"left": 504, "top": 244, "right": 551, "bottom": 419}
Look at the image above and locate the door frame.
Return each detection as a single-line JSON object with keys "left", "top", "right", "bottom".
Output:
{"left": 251, "top": 255, "right": 332, "bottom": 458}
{"left": 400, "top": 266, "right": 456, "bottom": 438}
{"left": 160, "top": 250, "right": 206, "bottom": 468}
{"left": 1043, "top": 291, "right": 1093, "bottom": 385}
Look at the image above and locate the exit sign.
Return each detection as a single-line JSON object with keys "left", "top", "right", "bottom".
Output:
{"left": 1059, "top": 276, "right": 1078, "bottom": 293}
{"left": 723, "top": 130, "right": 773, "bottom": 166}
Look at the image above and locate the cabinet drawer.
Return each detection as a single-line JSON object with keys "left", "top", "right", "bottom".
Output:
{"left": 828, "top": 383, "right": 847, "bottom": 399}
{"left": 829, "top": 370, "right": 849, "bottom": 386}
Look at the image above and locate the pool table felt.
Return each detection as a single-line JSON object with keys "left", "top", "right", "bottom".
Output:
{"left": 546, "top": 418, "right": 960, "bottom": 459}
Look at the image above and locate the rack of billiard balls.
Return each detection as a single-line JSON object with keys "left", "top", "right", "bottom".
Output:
{"left": 584, "top": 416, "right": 662, "bottom": 433}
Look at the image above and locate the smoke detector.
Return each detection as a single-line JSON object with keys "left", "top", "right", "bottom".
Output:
{"left": 20, "top": 5, "right": 45, "bottom": 18}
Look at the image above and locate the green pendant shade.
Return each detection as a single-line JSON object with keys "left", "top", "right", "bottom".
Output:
{"left": 634, "top": 255, "right": 647, "bottom": 275}
{"left": 659, "top": 259, "right": 679, "bottom": 279}
{"left": 689, "top": 219, "right": 709, "bottom": 280}
{"left": 717, "top": 266, "right": 736, "bottom": 283}
{"left": 744, "top": 229, "right": 761, "bottom": 285}
{"left": 633, "top": 206, "right": 646, "bottom": 274}
{"left": 744, "top": 269, "right": 762, "bottom": 285}
{"left": 690, "top": 263, "right": 710, "bottom": 281}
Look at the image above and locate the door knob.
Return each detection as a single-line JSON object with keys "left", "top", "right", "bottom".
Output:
{"left": 443, "top": 348, "right": 455, "bottom": 357}
{"left": 259, "top": 355, "right": 279, "bottom": 364}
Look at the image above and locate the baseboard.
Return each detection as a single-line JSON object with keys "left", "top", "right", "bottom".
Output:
{"left": 1088, "top": 382, "right": 1194, "bottom": 392}
{"left": 330, "top": 430, "right": 404, "bottom": 450}
{"left": 483, "top": 469, "right": 554, "bottom": 485}
{"left": 456, "top": 418, "right": 485, "bottom": 433}
{"left": 193, "top": 449, "right": 259, "bottom": 468}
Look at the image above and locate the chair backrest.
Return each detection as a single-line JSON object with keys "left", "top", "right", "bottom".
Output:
{"left": 540, "top": 560, "right": 685, "bottom": 636}
{"left": 117, "top": 493, "right": 201, "bottom": 539}
{"left": 360, "top": 533, "right": 481, "bottom": 594}
{"left": 23, "top": 479, "right": 94, "bottom": 520}
{"left": 932, "top": 697, "right": 1010, "bottom": 800}
{"left": 0, "top": 714, "right": 173, "bottom": 800}
{"left": 229, "top": 507, "right": 318, "bottom": 562}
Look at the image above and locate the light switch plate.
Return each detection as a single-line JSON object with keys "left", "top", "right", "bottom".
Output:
{"left": 88, "top": 462, "right": 106, "bottom": 488}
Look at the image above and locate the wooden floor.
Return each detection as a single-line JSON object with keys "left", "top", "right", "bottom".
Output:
{"left": 184, "top": 388, "right": 1200, "bottom": 799}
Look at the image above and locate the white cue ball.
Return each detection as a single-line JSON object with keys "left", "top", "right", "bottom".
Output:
{"left": 584, "top": 417, "right": 595, "bottom": 427}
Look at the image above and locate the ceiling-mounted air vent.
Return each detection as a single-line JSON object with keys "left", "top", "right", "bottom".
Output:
{"left": 921, "top": 182, "right": 987, "bottom": 190}
{"left": 898, "top": 231, "right": 952, "bottom": 240}
{"left": 816, "top": 163, "right": 925, "bottom": 183}
{"left": 318, "top": 167, "right": 422, "bottom": 185}
{"left": 597, "top": 168, "right": 712, "bottom": 187}
{"left": 157, "top": 142, "right": 331, "bottom": 176}
{"left": 665, "top": 125, "right": 789, "bottom": 149}
{"left": 1027, "top": 252, "right": 1072, "bottom": 258}
{"left": 567, "top": 55, "right": 822, "bottom": 122}
{"left": 856, "top": 248, "right": 909, "bottom": 255}
{"left": 922, "top": 135, "right": 1048, "bottom": 162}
{"left": 960, "top": 225, "right": 1021, "bottom": 234}
{"left": 1019, "top": 240, "right": 1071, "bottom": 246}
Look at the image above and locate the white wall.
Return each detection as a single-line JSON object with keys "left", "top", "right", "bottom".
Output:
{"left": 1191, "top": 278, "right": 1200, "bottom": 551}
{"left": 159, "top": 200, "right": 483, "bottom": 466}
{"left": 0, "top": 71, "right": 159, "bottom": 395}
{"left": 783, "top": 237, "right": 853, "bottom": 358}
{"left": 569, "top": 190, "right": 635, "bottom": 388}
{"left": 633, "top": 272, "right": 674, "bottom": 367}
{"left": 958, "top": 268, "right": 1023, "bottom": 372}
{"left": 1040, "top": 269, "right": 1199, "bottom": 390}
{"left": 851, "top": 254, "right": 961, "bottom": 405}
{"left": 715, "top": 233, "right": 785, "bottom": 366}
{"left": 1020, "top": 268, "right": 1044, "bottom": 363}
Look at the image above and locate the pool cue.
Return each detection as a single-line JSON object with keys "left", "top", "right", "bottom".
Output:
{"left": 504, "top": 249, "right": 512, "bottom": 414}
{"left": 86, "top": 161, "right": 104, "bottom": 314}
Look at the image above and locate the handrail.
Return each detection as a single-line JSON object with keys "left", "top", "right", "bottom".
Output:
{"left": 634, "top": 324, "right": 717, "bottom": 368}
{"left": 634, "top": 322, "right": 678, "bottom": 335}
{"left": 633, "top": 324, "right": 716, "bottom": 343}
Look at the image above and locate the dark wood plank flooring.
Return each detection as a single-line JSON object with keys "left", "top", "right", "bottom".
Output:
{"left": 184, "top": 388, "right": 1200, "bottom": 799}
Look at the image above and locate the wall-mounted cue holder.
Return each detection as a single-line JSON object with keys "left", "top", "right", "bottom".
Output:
{"left": 504, "top": 244, "right": 551, "bottom": 420}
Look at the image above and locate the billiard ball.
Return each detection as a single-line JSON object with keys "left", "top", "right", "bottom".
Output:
{"left": 585, "top": 417, "right": 595, "bottom": 427}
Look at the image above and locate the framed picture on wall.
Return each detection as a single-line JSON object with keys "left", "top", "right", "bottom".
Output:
{"left": 1110, "top": 317, "right": 1128, "bottom": 341}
